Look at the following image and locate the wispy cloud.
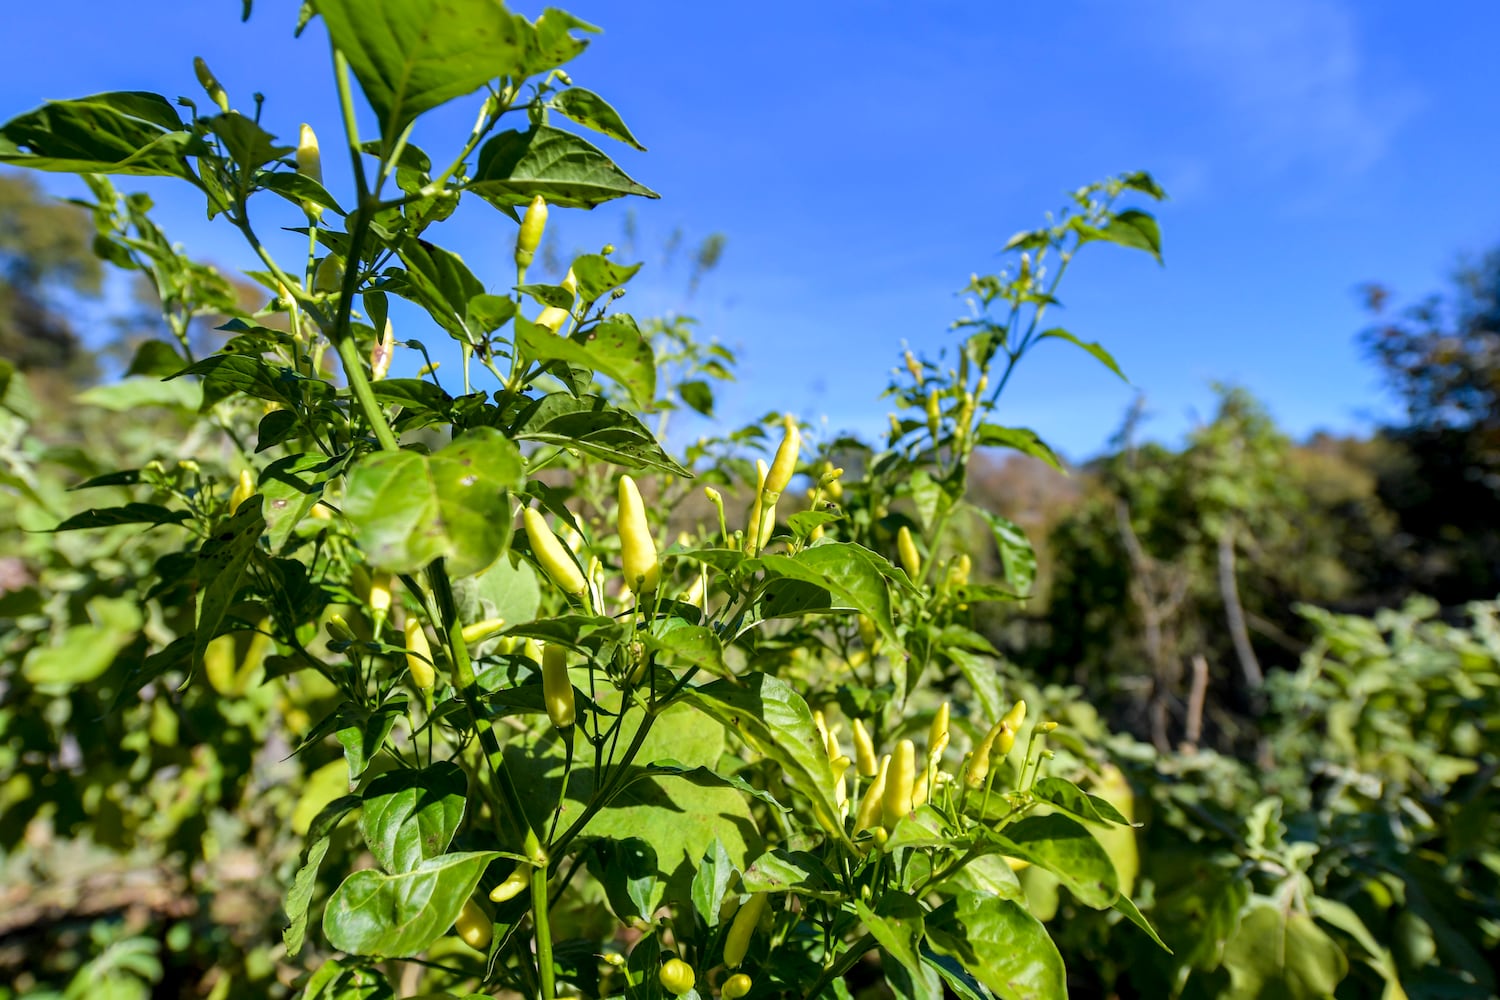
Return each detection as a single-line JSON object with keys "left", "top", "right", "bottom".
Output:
{"left": 1150, "top": 0, "right": 1421, "bottom": 177}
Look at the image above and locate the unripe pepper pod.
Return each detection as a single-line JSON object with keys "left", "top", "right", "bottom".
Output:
{"left": 524, "top": 507, "right": 588, "bottom": 596}
{"left": 515, "top": 195, "right": 547, "bottom": 268}
{"left": 658, "top": 958, "right": 695, "bottom": 996}
{"left": 905, "top": 349, "right": 924, "bottom": 386}
{"left": 535, "top": 304, "right": 569, "bottom": 333}
{"left": 313, "top": 254, "right": 344, "bottom": 294}
{"left": 1002, "top": 699, "right": 1027, "bottom": 733}
{"left": 852, "top": 718, "right": 878, "bottom": 777}
{"left": 193, "top": 57, "right": 230, "bottom": 113}
{"left": 617, "top": 475, "right": 660, "bottom": 593}
{"left": 995, "top": 722, "right": 1017, "bottom": 757}
{"left": 229, "top": 469, "right": 255, "bottom": 513}
{"left": 882, "top": 739, "right": 917, "bottom": 827}
{"left": 897, "top": 525, "right": 921, "bottom": 579}
{"left": 855, "top": 754, "right": 890, "bottom": 833}
{"left": 541, "top": 643, "right": 575, "bottom": 728}
{"left": 404, "top": 617, "right": 435, "bottom": 691}
{"left": 454, "top": 897, "right": 492, "bottom": 951}
{"left": 764, "top": 413, "right": 801, "bottom": 494}
{"left": 744, "top": 460, "right": 769, "bottom": 554}
{"left": 723, "top": 891, "right": 768, "bottom": 968}
{"left": 296, "top": 123, "right": 323, "bottom": 218}
{"left": 370, "top": 319, "right": 395, "bottom": 380}
{"left": 723, "top": 973, "right": 753, "bottom": 999}
{"left": 326, "top": 613, "right": 356, "bottom": 644}
{"left": 489, "top": 867, "right": 531, "bottom": 903}
{"left": 460, "top": 617, "right": 507, "bottom": 645}
{"left": 929, "top": 702, "right": 950, "bottom": 755}
{"left": 926, "top": 392, "right": 942, "bottom": 439}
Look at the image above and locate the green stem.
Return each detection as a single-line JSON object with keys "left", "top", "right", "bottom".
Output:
{"left": 531, "top": 863, "right": 556, "bottom": 1000}
{"left": 332, "top": 48, "right": 369, "bottom": 198}
{"left": 806, "top": 933, "right": 877, "bottom": 999}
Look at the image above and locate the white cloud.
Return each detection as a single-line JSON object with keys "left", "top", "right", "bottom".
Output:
{"left": 1152, "top": 0, "right": 1421, "bottom": 176}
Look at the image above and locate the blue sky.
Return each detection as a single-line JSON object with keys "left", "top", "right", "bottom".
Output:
{"left": 3, "top": 1, "right": 1497, "bottom": 460}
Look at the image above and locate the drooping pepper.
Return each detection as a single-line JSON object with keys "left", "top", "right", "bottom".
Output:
{"left": 618, "top": 475, "right": 660, "bottom": 594}
{"left": 541, "top": 643, "right": 575, "bottom": 729}
{"left": 524, "top": 507, "right": 588, "bottom": 596}
{"left": 228, "top": 469, "right": 255, "bottom": 514}
{"left": 722, "top": 973, "right": 754, "bottom": 999}
{"left": 515, "top": 195, "right": 547, "bottom": 269}
{"left": 488, "top": 867, "right": 531, "bottom": 903}
{"left": 404, "top": 617, "right": 435, "bottom": 691}
{"left": 193, "top": 57, "right": 230, "bottom": 113}
{"left": 722, "top": 891, "right": 768, "bottom": 969}
{"left": 454, "top": 897, "right": 493, "bottom": 951}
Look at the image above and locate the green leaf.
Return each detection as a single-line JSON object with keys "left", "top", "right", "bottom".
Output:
{"left": 1220, "top": 899, "right": 1348, "bottom": 999}
{"left": 52, "top": 503, "right": 189, "bottom": 531}
{"left": 260, "top": 453, "right": 343, "bottom": 552}
{"left": 192, "top": 497, "right": 265, "bottom": 678}
{"left": 360, "top": 762, "right": 467, "bottom": 874}
{"left": 314, "top": 0, "right": 593, "bottom": 143}
{"left": 169, "top": 354, "right": 333, "bottom": 411}
{"left": 471, "top": 126, "right": 658, "bottom": 209}
{"left": 1038, "top": 328, "right": 1127, "bottom": 382}
{"left": 989, "top": 813, "right": 1119, "bottom": 909}
{"left": 758, "top": 542, "right": 898, "bottom": 647}
{"left": 858, "top": 897, "right": 930, "bottom": 991}
{"left": 0, "top": 92, "right": 193, "bottom": 178}
{"left": 21, "top": 597, "right": 141, "bottom": 688}
{"left": 76, "top": 377, "right": 201, "bottom": 412}
{"left": 974, "top": 424, "right": 1064, "bottom": 473}
{"left": 343, "top": 428, "right": 523, "bottom": 577}
{"left": 643, "top": 620, "right": 728, "bottom": 677}
{"left": 514, "top": 393, "right": 688, "bottom": 476}
{"left": 677, "top": 379, "right": 714, "bottom": 417}
{"left": 569, "top": 253, "right": 643, "bottom": 302}
{"left": 336, "top": 701, "right": 406, "bottom": 780}
{"left": 689, "top": 839, "right": 735, "bottom": 927}
{"left": 284, "top": 795, "right": 361, "bottom": 957}
{"left": 978, "top": 510, "right": 1036, "bottom": 596}
{"left": 1031, "top": 777, "right": 1132, "bottom": 827}
{"left": 686, "top": 673, "right": 850, "bottom": 847}
{"left": 516, "top": 313, "right": 657, "bottom": 410}
{"left": 926, "top": 894, "right": 1067, "bottom": 1000}
{"left": 552, "top": 87, "right": 646, "bottom": 150}
{"left": 390, "top": 237, "right": 487, "bottom": 345}
{"left": 592, "top": 837, "right": 659, "bottom": 922}
{"left": 322, "top": 850, "right": 499, "bottom": 958}
{"left": 1113, "top": 893, "right": 1171, "bottom": 952}
{"left": 1077, "top": 209, "right": 1163, "bottom": 263}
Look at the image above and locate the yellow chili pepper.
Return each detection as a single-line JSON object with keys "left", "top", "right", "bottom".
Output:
{"left": 882, "top": 739, "right": 916, "bottom": 827}
{"left": 617, "top": 475, "right": 660, "bottom": 594}
{"left": 897, "top": 525, "right": 921, "bottom": 579}
{"left": 535, "top": 304, "right": 569, "bottom": 332}
{"left": 904, "top": 349, "right": 924, "bottom": 386}
{"left": 658, "top": 958, "right": 695, "bottom": 997}
{"left": 313, "top": 254, "right": 343, "bottom": 294}
{"left": 744, "top": 459, "right": 769, "bottom": 554}
{"left": 515, "top": 195, "right": 547, "bottom": 269}
{"left": 488, "top": 867, "right": 531, "bottom": 903}
{"left": 855, "top": 754, "right": 890, "bottom": 833}
{"left": 454, "top": 898, "right": 492, "bottom": 951}
{"left": 460, "top": 618, "right": 507, "bottom": 645}
{"left": 295, "top": 122, "right": 323, "bottom": 218}
{"left": 404, "top": 617, "right": 435, "bottom": 691}
{"left": 929, "top": 702, "right": 950, "bottom": 755}
{"left": 370, "top": 319, "right": 395, "bottom": 380}
{"left": 368, "top": 571, "right": 392, "bottom": 633}
{"left": 765, "top": 413, "right": 801, "bottom": 494}
{"left": 852, "top": 718, "right": 878, "bottom": 777}
{"left": 1002, "top": 699, "right": 1027, "bottom": 733}
{"left": 542, "top": 643, "right": 575, "bottom": 729}
{"left": 723, "top": 891, "right": 768, "bottom": 968}
{"left": 523, "top": 507, "right": 588, "bottom": 596}
{"left": 723, "top": 973, "right": 754, "bottom": 999}
{"left": 193, "top": 57, "right": 230, "bottom": 113}
{"left": 926, "top": 392, "right": 942, "bottom": 439}
{"left": 228, "top": 469, "right": 255, "bottom": 514}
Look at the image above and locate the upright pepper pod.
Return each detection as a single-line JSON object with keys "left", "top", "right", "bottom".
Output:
{"left": 617, "top": 475, "right": 660, "bottom": 594}
{"left": 854, "top": 754, "right": 891, "bottom": 833}
{"left": 1001, "top": 699, "right": 1027, "bottom": 733}
{"left": 515, "top": 195, "right": 547, "bottom": 269}
{"left": 524, "top": 507, "right": 588, "bottom": 596}
{"left": 193, "top": 57, "right": 230, "bottom": 113}
{"left": 296, "top": 123, "right": 323, "bottom": 218}
{"left": 851, "top": 718, "right": 879, "bottom": 778}
{"left": 926, "top": 391, "right": 942, "bottom": 439}
{"left": 928, "top": 702, "right": 950, "bottom": 755}
{"left": 723, "top": 891, "right": 768, "bottom": 968}
{"left": 370, "top": 319, "right": 395, "bottom": 380}
{"left": 744, "top": 460, "right": 769, "bottom": 554}
{"left": 404, "top": 617, "right": 435, "bottom": 691}
{"left": 541, "top": 643, "right": 575, "bottom": 729}
{"left": 764, "top": 414, "right": 801, "bottom": 495}
{"left": 228, "top": 469, "right": 255, "bottom": 514}
{"left": 882, "top": 739, "right": 917, "bottom": 827}
{"left": 904, "top": 349, "right": 924, "bottom": 386}
{"left": 897, "top": 525, "right": 921, "bottom": 580}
